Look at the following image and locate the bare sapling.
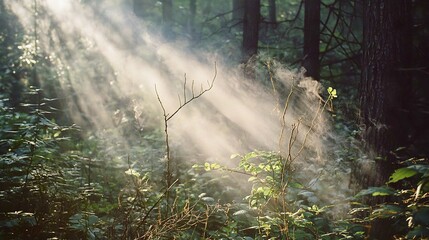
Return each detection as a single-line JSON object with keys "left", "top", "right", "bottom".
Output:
{"left": 154, "top": 63, "right": 217, "bottom": 215}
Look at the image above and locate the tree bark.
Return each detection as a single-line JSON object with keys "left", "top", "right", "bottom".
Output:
{"left": 359, "top": 0, "right": 413, "bottom": 238}
{"left": 268, "top": 0, "right": 277, "bottom": 29}
{"left": 303, "top": 0, "right": 321, "bottom": 81}
{"left": 360, "top": 0, "right": 412, "bottom": 182}
{"left": 242, "top": 0, "right": 260, "bottom": 63}
{"left": 241, "top": 0, "right": 260, "bottom": 79}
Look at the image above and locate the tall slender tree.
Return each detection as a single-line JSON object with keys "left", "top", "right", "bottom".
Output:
{"left": 241, "top": 0, "right": 260, "bottom": 79}
{"left": 188, "top": 0, "right": 197, "bottom": 39}
{"left": 303, "top": 0, "right": 321, "bottom": 80}
{"left": 242, "top": 0, "right": 260, "bottom": 63}
{"left": 162, "top": 0, "right": 174, "bottom": 38}
{"left": 268, "top": 0, "right": 277, "bottom": 29}
{"left": 359, "top": 0, "right": 413, "bottom": 238}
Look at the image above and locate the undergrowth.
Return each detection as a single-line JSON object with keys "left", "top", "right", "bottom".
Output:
{"left": 1, "top": 72, "right": 428, "bottom": 239}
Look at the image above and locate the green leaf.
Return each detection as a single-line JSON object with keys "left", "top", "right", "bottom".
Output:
{"left": 289, "top": 181, "right": 304, "bottom": 189}
{"left": 248, "top": 176, "right": 258, "bottom": 182}
{"left": 408, "top": 164, "right": 429, "bottom": 175}
{"left": 125, "top": 169, "right": 140, "bottom": 177}
{"left": 388, "top": 167, "right": 418, "bottom": 183}
{"left": 243, "top": 152, "right": 259, "bottom": 161}
{"left": 327, "top": 87, "right": 337, "bottom": 98}
{"left": 204, "top": 162, "right": 211, "bottom": 171}
{"left": 414, "top": 208, "right": 429, "bottom": 226}
{"left": 371, "top": 205, "right": 403, "bottom": 218}
{"left": 88, "top": 215, "right": 99, "bottom": 225}
{"left": 210, "top": 163, "right": 221, "bottom": 170}
{"left": 69, "top": 213, "right": 82, "bottom": 222}
{"left": 407, "top": 226, "right": 429, "bottom": 239}
{"left": 201, "top": 197, "right": 214, "bottom": 203}
{"left": 356, "top": 187, "right": 395, "bottom": 197}
{"left": 192, "top": 164, "right": 202, "bottom": 169}
{"left": 233, "top": 210, "right": 247, "bottom": 216}
{"left": 198, "top": 193, "right": 206, "bottom": 198}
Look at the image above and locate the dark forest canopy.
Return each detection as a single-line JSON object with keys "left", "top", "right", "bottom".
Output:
{"left": 0, "top": 0, "right": 428, "bottom": 239}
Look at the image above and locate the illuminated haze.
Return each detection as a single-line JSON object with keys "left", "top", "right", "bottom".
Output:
{"left": 6, "top": 0, "right": 350, "bottom": 209}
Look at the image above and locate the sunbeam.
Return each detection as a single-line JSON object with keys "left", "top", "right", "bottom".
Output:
{"left": 5, "top": 0, "right": 350, "bottom": 217}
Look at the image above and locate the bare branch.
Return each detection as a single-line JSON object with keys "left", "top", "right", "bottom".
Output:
{"left": 165, "top": 63, "right": 217, "bottom": 122}
{"left": 155, "top": 85, "right": 167, "bottom": 118}
{"left": 154, "top": 63, "right": 217, "bottom": 215}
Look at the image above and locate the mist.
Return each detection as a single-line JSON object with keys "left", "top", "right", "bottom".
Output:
{"left": 5, "top": 0, "right": 350, "bottom": 211}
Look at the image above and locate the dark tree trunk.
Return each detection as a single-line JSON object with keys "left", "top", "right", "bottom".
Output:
{"left": 242, "top": 0, "right": 260, "bottom": 63}
{"left": 303, "top": 0, "right": 321, "bottom": 80}
{"left": 241, "top": 0, "right": 260, "bottom": 79}
{"left": 360, "top": 0, "right": 412, "bottom": 183}
{"left": 359, "top": 0, "right": 413, "bottom": 238}
{"left": 268, "top": 0, "right": 277, "bottom": 29}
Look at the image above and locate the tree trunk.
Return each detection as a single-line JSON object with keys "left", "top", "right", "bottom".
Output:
{"left": 359, "top": 0, "right": 412, "bottom": 238}
{"left": 242, "top": 0, "right": 260, "bottom": 62}
{"left": 268, "top": 0, "right": 277, "bottom": 29}
{"left": 303, "top": 0, "right": 320, "bottom": 81}
{"left": 162, "top": 0, "right": 174, "bottom": 39}
{"left": 360, "top": 0, "right": 412, "bottom": 184}
{"left": 242, "top": 0, "right": 260, "bottom": 79}
{"left": 188, "top": 0, "right": 197, "bottom": 38}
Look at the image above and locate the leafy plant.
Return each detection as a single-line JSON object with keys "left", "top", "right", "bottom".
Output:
{"left": 0, "top": 89, "right": 88, "bottom": 238}
{"left": 355, "top": 160, "right": 429, "bottom": 238}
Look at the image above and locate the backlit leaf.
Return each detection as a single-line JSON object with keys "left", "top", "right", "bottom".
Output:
{"left": 327, "top": 87, "right": 337, "bottom": 98}
{"left": 356, "top": 187, "right": 395, "bottom": 197}
{"left": 125, "top": 169, "right": 140, "bottom": 177}
{"left": 388, "top": 167, "right": 417, "bottom": 183}
{"left": 201, "top": 197, "right": 214, "bottom": 203}
{"left": 233, "top": 210, "right": 247, "bottom": 216}
{"left": 204, "top": 162, "right": 211, "bottom": 171}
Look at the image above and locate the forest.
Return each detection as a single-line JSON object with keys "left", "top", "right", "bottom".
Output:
{"left": 0, "top": 0, "right": 428, "bottom": 239}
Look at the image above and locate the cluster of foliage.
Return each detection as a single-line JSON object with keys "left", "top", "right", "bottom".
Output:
{"left": 1, "top": 0, "right": 428, "bottom": 239}
{"left": 1, "top": 55, "right": 425, "bottom": 239}
{"left": 1, "top": 94, "right": 427, "bottom": 239}
{"left": 354, "top": 159, "right": 429, "bottom": 238}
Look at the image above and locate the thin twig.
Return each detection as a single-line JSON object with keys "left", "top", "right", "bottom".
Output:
{"left": 166, "top": 64, "right": 217, "bottom": 122}
{"left": 154, "top": 63, "right": 217, "bottom": 216}
{"left": 136, "top": 179, "right": 179, "bottom": 231}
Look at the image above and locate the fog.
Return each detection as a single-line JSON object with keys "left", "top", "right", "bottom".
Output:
{"left": 6, "top": 0, "right": 350, "bottom": 213}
